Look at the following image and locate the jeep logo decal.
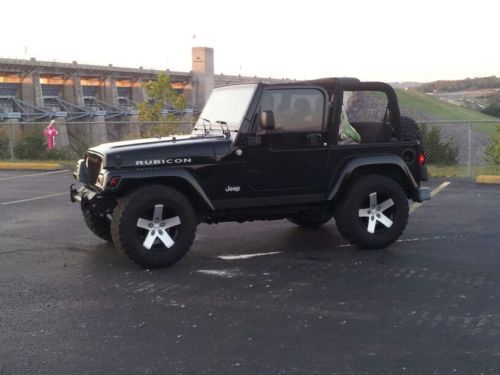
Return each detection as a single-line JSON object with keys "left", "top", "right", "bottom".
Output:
{"left": 136, "top": 158, "right": 192, "bottom": 166}
{"left": 225, "top": 185, "right": 241, "bottom": 192}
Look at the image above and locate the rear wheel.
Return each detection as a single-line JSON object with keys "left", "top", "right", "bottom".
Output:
{"left": 111, "top": 185, "right": 197, "bottom": 269}
{"left": 335, "top": 174, "right": 409, "bottom": 249}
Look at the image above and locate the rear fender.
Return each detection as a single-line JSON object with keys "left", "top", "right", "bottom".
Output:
{"left": 327, "top": 155, "right": 418, "bottom": 200}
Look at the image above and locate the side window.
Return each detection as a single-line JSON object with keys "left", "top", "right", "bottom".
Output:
{"left": 344, "top": 91, "right": 389, "bottom": 124}
{"left": 260, "top": 89, "right": 325, "bottom": 132}
{"left": 341, "top": 91, "right": 392, "bottom": 144}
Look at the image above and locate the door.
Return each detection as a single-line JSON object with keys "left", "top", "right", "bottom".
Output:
{"left": 246, "top": 88, "right": 329, "bottom": 197}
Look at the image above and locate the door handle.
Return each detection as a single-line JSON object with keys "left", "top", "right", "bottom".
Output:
{"left": 306, "top": 133, "right": 322, "bottom": 146}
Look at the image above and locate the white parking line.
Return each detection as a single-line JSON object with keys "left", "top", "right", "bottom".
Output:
{"left": 218, "top": 251, "right": 282, "bottom": 260}
{"left": 410, "top": 181, "right": 450, "bottom": 213}
{"left": 197, "top": 269, "right": 241, "bottom": 278}
{"left": 1, "top": 192, "right": 67, "bottom": 205}
{"left": 0, "top": 170, "right": 70, "bottom": 181}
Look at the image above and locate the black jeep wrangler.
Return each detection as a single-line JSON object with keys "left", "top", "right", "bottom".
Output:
{"left": 71, "top": 78, "right": 430, "bottom": 268}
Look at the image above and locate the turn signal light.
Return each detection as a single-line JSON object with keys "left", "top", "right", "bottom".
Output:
{"left": 109, "top": 177, "right": 121, "bottom": 188}
{"left": 418, "top": 152, "right": 426, "bottom": 166}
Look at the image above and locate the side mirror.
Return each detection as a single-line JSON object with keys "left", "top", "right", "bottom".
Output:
{"left": 259, "top": 111, "right": 275, "bottom": 130}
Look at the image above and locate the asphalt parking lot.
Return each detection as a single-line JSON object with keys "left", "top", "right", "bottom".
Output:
{"left": 1, "top": 170, "right": 499, "bottom": 374}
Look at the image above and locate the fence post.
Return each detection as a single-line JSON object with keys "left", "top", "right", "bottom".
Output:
{"left": 467, "top": 124, "right": 472, "bottom": 178}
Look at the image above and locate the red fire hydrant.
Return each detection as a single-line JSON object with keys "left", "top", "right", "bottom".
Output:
{"left": 44, "top": 120, "right": 59, "bottom": 150}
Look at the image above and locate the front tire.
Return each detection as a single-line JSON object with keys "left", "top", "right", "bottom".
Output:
{"left": 111, "top": 185, "right": 197, "bottom": 269}
{"left": 334, "top": 174, "right": 409, "bottom": 249}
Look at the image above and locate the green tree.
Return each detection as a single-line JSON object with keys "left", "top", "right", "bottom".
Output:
{"left": 481, "top": 103, "right": 500, "bottom": 118}
{"left": 420, "top": 124, "right": 459, "bottom": 165}
{"left": 138, "top": 73, "right": 185, "bottom": 137}
{"left": 485, "top": 136, "right": 500, "bottom": 165}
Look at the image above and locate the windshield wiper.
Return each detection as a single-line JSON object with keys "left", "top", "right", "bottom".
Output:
{"left": 215, "top": 120, "right": 230, "bottom": 138}
{"left": 202, "top": 117, "right": 212, "bottom": 133}
{"left": 193, "top": 118, "right": 232, "bottom": 138}
{"left": 192, "top": 118, "right": 212, "bottom": 136}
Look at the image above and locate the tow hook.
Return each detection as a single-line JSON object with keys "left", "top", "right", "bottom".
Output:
{"left": 69, "top": 184, "right": 79, "bottom": 203}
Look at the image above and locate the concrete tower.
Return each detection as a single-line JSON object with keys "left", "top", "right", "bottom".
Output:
{"left": 192, "top": 47, "right": 214, "bottom": 109}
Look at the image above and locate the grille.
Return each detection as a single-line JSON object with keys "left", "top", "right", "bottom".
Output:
{"left": 86, "top": 153, "right": 103, "bottom": 185}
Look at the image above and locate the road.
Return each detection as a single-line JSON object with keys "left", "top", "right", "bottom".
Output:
{"left": 0, "top": 170, "right": 499, "bottom": 374}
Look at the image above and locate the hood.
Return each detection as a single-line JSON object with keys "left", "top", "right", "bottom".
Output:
{"left": 88, "top": 134, "right": 231, "bottom": 169}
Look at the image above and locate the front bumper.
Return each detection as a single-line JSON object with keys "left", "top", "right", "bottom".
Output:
{"left": 70, "top": 184, "right": 97, "bottom": 203}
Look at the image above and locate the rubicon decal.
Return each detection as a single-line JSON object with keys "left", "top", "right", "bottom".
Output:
{"left": 136, "top": 158, "right": 192, "bottom": 166}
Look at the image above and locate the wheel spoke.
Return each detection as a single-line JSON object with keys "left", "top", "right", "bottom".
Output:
{"left": 143, "top": 231, "right": 157, "bottom": 250}
{"left": 358, "top": 208, "right": 371, "bottom": 218}
{"left": 369, "top": 192, "right": 377, "bottom": 209}
{"left": 367, "top": 216, "right": 377, "bottom": 234}
{"left": 153, "top": 204, "right": 164, "bottom": 222}
{"left": 377, "top": 213, "right": 394, "bottom": 228}
{"left": 378, "top": 198, "right": 394, "bottom": 212}
{"left": 137, "top": 218, "right": 153, "bottom": 230}
{"left": 157, "top": 231, "right": 175, "bottom": 248}
{"left": 163, "top": 216, "right": 181, "bottom": 229}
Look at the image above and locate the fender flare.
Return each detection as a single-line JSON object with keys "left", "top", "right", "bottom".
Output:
{"left": 327, "top": 154, "right": 418, "bottom": 200}
{"left": 107, "top": 168, "right": 215, "bottom": 210}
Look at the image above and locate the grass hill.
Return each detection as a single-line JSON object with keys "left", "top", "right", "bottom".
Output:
{"left": 392, "top": 89, "right": 500, "bottom": 176}
{"left": 395, "top": 89, "right": 499, "bottom": 134}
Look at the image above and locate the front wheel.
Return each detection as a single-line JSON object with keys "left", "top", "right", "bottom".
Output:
{"left": 334, "top": 174, "right": 409, "bottom": 249}
{"left": 111, "top": 185, "right": 197, "bottom": 268}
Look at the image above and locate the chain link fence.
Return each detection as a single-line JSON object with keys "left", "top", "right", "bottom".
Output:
{"left": 0, "top": 121, "right": 194, "bottom": 162}
{"left": 1, "top": 120, "right": 499, "bottom": 177}
{"left": 417, "top": 121, "right": 500, "bottom": 177}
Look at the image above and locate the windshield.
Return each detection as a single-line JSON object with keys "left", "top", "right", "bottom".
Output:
{"left": 192, "top": 84, "right": 257, "bottom": 138}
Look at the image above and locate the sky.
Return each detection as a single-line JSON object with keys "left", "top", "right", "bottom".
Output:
{"left": 2, "top": 0, "right": 499, "bottom": 83}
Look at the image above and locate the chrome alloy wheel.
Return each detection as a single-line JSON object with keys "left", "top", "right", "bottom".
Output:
{"left": 136, "top": 204, "right": 181, "bottom": 250}
{"left": 358, "top": 192, "right": 394, "bottom": 234}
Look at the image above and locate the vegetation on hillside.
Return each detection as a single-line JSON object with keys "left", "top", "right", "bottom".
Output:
{"left": 418, "top": 76, "right": 500, "bottom": 93}
{"left": 416, "top": 77, "right": 500, "bottom": 120}
{"left": 480, "top": 92, "right": 500, "bottom": 117}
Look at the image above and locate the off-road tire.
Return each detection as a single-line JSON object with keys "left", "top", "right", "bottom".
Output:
{"left": 111, "top": 185, "right": 197, "bottom": 269}
{"left": 400, "top": 116, "right": 422, "bottom": 142}
{"left": 83, "top": 209, "right": 112, "bottom": 242}
{"left": 287, "top": 212, "right": 332, "bottom": 229}
{"left": 335, "top": 174, "right": 409, "bottom": 249}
